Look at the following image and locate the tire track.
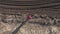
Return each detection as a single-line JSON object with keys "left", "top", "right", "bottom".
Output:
{"left": 0, "top": 0, "right": 60, "bottom": 18}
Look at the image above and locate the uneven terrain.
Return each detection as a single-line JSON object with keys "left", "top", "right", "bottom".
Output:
{"left": 0, "top": 12, "right": 60, "bottom": 34}
{"left": 0, "top": 0, "right": 60, "bottom": 34}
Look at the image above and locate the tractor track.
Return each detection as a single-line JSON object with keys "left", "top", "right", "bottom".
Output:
{"left": 0, "top": 0, "right": 60, "bottom": 18}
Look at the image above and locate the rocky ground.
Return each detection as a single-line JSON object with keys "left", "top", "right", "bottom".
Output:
{"left": 0, "top": 13, "right": 60, "bottom": 34}
{"left": 0, "top": 0, "right": 60, "bottom": 34}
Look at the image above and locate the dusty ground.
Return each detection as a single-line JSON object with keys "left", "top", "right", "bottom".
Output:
{"left": 0, "top": 13, "right": 60, "bottom": 34}
{"left": 0, "top": 0, "right": 60, "bottom": 34}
